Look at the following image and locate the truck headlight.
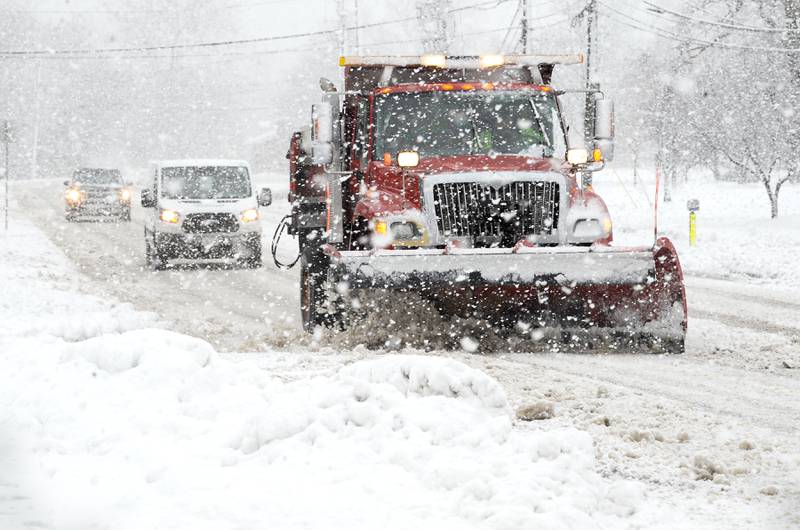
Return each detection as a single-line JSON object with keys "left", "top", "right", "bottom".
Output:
{"left": 573, "top": 217, "right": 611, "bottom": 238}
{"left": 160, "top": 209, "right": 180, "bottom": 224}
{"left": 119, "top": 189, "right": 132, "bottom": 202}
{"left": 391, "top": 221, "right": 422, "bottom": 240}
{"left": 371, "top": 216, "right": 427, "bottom": 248}
{"left": 241, "top": 208, "right": 259, "bottom": 223}
{"left": 65, "top": 189, "right": 81, "bottom": 203}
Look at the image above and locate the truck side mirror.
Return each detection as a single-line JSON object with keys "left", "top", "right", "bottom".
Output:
{"left": 258, "top": 187, "right": 272, "bottom": 207}
{"left": 63, "top": 180, "right": 70, "bottom": 186}
{"left": 311, "top": 102, "right": 334, "bottom": 166}
{"left": 593, "top": 98, "right": 615, "bottom": 162}
{"left": 140, "top": 188, "right": 156, "bottom": 208}
{"left": 311, "top": 143, "right": 333, "bottom": 165}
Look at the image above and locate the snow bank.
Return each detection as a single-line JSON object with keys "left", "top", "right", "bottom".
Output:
{"left": 596, "top": 169, "right": 800, "bottom": 291}
{"left": 0, "top": 218, "right": 660, "bottom": 529}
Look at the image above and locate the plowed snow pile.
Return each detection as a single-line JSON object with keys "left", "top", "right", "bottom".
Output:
{"left": 1, "top": 220, "right": 664, "bottom": 529}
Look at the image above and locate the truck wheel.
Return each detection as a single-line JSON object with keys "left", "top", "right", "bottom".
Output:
{"left": 300, "top": 246, "right": 339, "bottom": 332}
{"left": 122, "top": 209, "right": 131, "bottom": 222}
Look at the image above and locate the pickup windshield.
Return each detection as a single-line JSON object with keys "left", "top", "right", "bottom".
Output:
{"left": 161, "top": 166, "right": 251, "bottom": 200}
{"left": 73, "top": 168, "right": 122, "bottom": 185}
{"left": 373, "top": 89, "right": 564, "bottom": 160}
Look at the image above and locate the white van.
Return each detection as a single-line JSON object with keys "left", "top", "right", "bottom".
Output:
{"left": 140, "top": 159, "right": 272, "bottom": 270}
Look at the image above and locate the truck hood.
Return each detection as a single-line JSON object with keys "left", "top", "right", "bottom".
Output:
{"left": 411, "top": 155, "right": 566, "bottom": 175}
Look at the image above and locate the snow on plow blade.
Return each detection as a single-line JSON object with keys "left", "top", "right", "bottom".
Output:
{"left": 329, "top": 238, "right": 687, "bottom": 345}
{"left": 334, "top": 246, "right": 654, "bottom": 288}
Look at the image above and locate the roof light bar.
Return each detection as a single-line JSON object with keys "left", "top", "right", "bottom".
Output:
{"left": 479, "top": 54, "right": 505, "bottom": 68}
{"left": 339, "top": 54, "right": 584, "bottom": 68}
{"left": 420, "top": 54, "right": 446, "bottom": 68}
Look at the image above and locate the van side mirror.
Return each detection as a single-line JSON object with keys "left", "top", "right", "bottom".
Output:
{"left": 258, "top": 188, "right": 272, "bottom": 207}
{"left": 593, "top": 98, "right": 615, "bottom": 162}
{"left": 140, "top": 188, "right": 156, "bottom": 208}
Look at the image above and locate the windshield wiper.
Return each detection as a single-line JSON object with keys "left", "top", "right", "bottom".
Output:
{"left": 528, "top": 98, "right": 552, "bottom": 148}
{"left": 469, "top": 115, "right": 483, "bottom": 155}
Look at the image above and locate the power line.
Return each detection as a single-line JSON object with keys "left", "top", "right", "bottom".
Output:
{"left": 0, "top": 0, "right": 510, "bottom": 57}
{"left": 641, "top": 1, "right": 799, "bottom": 34}
{"left": 0, "top": 0, "right": 299, "bottom": 16}
{"left": 599, "top": 1, "right": 800, "bottom": 54}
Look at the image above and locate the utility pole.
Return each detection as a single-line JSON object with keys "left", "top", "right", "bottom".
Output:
{"left": 338, "top": 0, "right": 346, "bottom": 55}
{"left": 520, "top": 0, "right": 528, "bottom": 53}
{"left": 31, "top": 62, "right": 42, "bottom": 180}
{"left": 417, "top": 0, "right": 451, "bottom": 53}
{"left": 2, "top": 120, "right": 12, "bottom": 231}
{"left": 583, "top": 0, "right": 599, "bottom": 147}
{"left": 353, "top": 0, "right": 360, "bottom": 54}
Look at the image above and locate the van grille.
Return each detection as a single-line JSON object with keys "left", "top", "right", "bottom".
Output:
{"left": 432, "top": 181, "right": 559, "bottom": 243}
{"left": 182, "top": 213, "right": 239, "bottom": 233}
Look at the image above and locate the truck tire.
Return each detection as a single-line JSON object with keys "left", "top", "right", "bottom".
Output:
{"left": 300, "top": 246, "right": 338, "bottom": 332}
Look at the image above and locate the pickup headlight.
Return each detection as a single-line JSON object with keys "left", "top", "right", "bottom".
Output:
{"left": 65, "top": 189, "right": 82, "bottom": 203}
{"left": 160, "top": 209, "right": 180, "bottom": 224}
{"left": 240, "top": 208, "right": 259, "bottom": 223}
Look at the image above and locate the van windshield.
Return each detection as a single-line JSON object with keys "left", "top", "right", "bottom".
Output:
{"left": 161, "top": 166, "right": 251, "bottom": 200}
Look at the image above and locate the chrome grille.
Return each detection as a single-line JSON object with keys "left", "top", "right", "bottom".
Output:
{"left": 432, "top": 181, "right": 559, "bottom": 242}
{"left": 182, "top": 213, "right": 239, "bottom": 233}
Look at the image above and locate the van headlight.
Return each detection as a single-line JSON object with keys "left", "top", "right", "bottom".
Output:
{"left": 160, "top": 209, "right": 180, "bottom": 224}
{"left": 240, "top": 208, "right": 259, "bottom": 223}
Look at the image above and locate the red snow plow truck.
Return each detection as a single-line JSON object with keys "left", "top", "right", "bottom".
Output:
{"left": 283, "top": 54, "right": 686, "bottom": 352}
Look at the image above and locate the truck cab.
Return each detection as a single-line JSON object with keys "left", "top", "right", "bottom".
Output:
{"left": 289, "top": 55, "right": 615, "bottom": 253}
{"left": 140, "top": 159, "right": 272, "bottom": 270}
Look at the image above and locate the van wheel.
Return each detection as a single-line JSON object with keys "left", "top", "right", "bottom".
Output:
{"left": 146, "top": 230, "right": 167, "bottom": 271}
{"left": 240, "top": 239, "right": 262, "bottom": 269}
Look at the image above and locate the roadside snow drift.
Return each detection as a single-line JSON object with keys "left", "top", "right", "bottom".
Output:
{"left": 1, "top": 220, "right": 657, "bottom": 529}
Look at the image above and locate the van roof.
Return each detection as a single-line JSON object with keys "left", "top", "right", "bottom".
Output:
{"left": 154, "top": 159, "right": 249, "bottom": 168}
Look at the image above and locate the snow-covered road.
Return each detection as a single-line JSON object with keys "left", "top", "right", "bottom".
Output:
{"left": 6, "top": 178, "right": 800, "bottom": 528}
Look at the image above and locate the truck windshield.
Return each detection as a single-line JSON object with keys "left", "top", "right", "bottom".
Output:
{"left": 373, "top": 90, "right": 564, "bottom": 160}
{"left": 73, "top": 169, "right": 122, "bottom": 185}
{"left": 161, "top": 166, "right": 251, "bottom": 200}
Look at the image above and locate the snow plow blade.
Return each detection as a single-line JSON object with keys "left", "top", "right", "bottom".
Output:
{"left": 327, "top": 238, "right": 687, "bottom": 348}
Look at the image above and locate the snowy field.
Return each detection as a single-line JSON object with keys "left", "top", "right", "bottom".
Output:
{"left": 1, "top": 172, "right": 799, "bottom": 529}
